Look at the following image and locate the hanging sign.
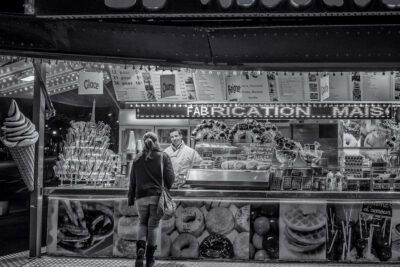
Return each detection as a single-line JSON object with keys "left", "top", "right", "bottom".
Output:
{"left": 134, "top": 103, "right": 392, "bottom": 119}
{"left": 320, "top": 75, "right": 330, "bottom": 101}
{"left": 78, "top": 72, "right": 104, "bottom": 95}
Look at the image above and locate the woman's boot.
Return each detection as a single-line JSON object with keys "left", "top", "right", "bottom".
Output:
{"left": 146, "top": 245, "right": 157, "bottom": 267}
{"left": 135, "top": 240, "right": 146, "bottom": 267}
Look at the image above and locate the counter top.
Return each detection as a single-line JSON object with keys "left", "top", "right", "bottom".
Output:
{"left": 43, "top": 186, "right": 400, "bottom": 200}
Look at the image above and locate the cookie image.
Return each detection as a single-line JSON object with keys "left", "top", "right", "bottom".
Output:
{"left": 280, "top": 203, "right": 327, "bottom": 260}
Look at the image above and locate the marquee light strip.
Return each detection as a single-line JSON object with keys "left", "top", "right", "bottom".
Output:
{"left": 131, "top": 102, "right": 394, "bottom": 120}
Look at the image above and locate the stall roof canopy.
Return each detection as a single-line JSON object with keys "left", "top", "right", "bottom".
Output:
{"left": 1, "top": 15, "right": 400, "bottom": 70}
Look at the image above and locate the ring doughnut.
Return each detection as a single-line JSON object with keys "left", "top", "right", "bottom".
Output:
{"left": 162, "top": 215, "right": 175, "bottom": 234}
{"left": 233, "top": 232, "right": 249, "bottom": 259}
{"left": 199, "top": 233, "right": 234, "bottom": 259}
{"left": 171, "top": 233, "right": 199, "bottom": 258}
{"left": 206, "top": 207, "right": 234, "bottom": 235}
{"left": 176, "top": 207, "right": 205, "bottom": 237}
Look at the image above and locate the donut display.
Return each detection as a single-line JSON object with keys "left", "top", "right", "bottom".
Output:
{"left": 206, "top": 207, "right": 235, "bottom": 235}
{"left": 162, "top": 215, "right": 176, "bottom": 234}
{"left": 191, "top": 119, "right": 228, "bottom": 142}
{"left": 161, "top": 201, "right": 250, "bottom": 260}
{"left": 199, "top": 233, "right": 234, "bottom": 259}
{"left": 160, "top": 233, "right": 172, "bottom": 258}
{"left": 176, "top": 207, "right": 205, "bottom": 237}
{"left": 228, "top": 119, "right": 279, "bottom": 144}
{"left": 171, "top": 233, "right": 199, "bottom": 258}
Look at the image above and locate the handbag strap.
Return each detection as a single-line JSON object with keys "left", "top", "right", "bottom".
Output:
{"left": 160, "top": 152, "right": 164, "bottom": 189}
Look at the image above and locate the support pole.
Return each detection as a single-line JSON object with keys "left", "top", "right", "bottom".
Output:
{"left": 29, "top": 62, "right": 46, "bottom": 258}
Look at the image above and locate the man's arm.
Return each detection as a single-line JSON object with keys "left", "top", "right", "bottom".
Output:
{"left": 192, "top": 149, "right": 202, "bottom": 165}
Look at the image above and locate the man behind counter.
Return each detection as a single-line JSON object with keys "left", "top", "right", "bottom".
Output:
{"left": 164, "top": 128, "right": 202, "bottom": 181}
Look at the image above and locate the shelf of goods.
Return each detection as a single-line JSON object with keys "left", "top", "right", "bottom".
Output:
{"left": 53, "top": 121, "right": 123, "bottom": 186}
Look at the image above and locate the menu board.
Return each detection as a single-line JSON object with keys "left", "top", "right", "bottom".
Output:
{"left": 325, "top": 73, "right": 351, "bottom": 101}
{"left": 277, "top": 73, "right": 307, "bottom": 101}
{"left": 193, "top": 72, "right": 226, "bottom": 101}
{"left": 362, "top": 72, "right": 393, "bottom": 101}
{"left": 110, "top": 68, "right": 155, "bottom": 101}
{"left": 149, "top": 70, "right": 194, "bottom": 101}
{"left": 110, "top": 67, "right": 195, "bottom": 102}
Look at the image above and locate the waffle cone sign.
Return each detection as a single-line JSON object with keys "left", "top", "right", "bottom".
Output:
{"left": 8, "top": 144, "right": 35, "bottom": 191}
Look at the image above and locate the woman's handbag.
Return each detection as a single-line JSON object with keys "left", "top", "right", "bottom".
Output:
{"left": 157, "top": 153, "right": 176, "bottom": 218}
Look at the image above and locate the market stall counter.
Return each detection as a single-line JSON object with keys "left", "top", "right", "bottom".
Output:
{"left": 44, "top": 186, "right": 400, "bottom": 263}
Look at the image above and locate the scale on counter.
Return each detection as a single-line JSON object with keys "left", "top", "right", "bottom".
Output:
{"left": 185, "top": 168, "right": 270, "bottom": 189}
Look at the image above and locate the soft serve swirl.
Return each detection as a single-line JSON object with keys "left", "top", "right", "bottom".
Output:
{"left": 1, "top": 99, "right": 39, "bottom": 147}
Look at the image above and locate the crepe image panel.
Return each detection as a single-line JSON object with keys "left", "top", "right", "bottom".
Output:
{"left": 56, "top": 199, "right": 114, "bottom": 256}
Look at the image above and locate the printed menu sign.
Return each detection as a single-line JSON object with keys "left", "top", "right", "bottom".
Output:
{"left": 193, "top": 72, "right": 226, "bottom": 101}
{"left": 160, "top": 74, "right": 176, "bottom": 98}
{"left": 226, "top": 75, "right": 242, "bottom": 101}
{"left": 325, "top": 73, "right": 351, "bottom": 101}
{"left": 110, "top": 68, "right": 153, "bottom": 101}
{"left": 320, "top": 75, "right": 330, "bottom": 101}
{"left": 277, "top": 73, "right": 307, "bottom": 101}
{"left": 362, "top": 72, "right": 393, "bottom": 101}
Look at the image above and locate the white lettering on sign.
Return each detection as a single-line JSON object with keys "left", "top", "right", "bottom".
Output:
{"left": 201, "top": 106, "right": 209, "bottom": 116}
{"left": 370, "top": 106, "right": 384, "bottom": 117}
{"left": 280, "top": 107, "right": 295, "bottom": 116}
{"left": 183, "top": 104, "right": 390, "bottom": 119}
{"left": 296, "top": 107, "right": 311, "bottom": 117}
{"left": 247, "top": 106, "right": 261, "bottom": 117}
{"left": 232, "top": 106, "right": 246, "bottom": 116}
{"left": 211, "top": 106, "right": 226, "bottom": 117}
{"left": 333, "top": 106, "right": 349, "bottom": 117}
{"left": 349, "top": 106, "right": 364, "bottom": 117}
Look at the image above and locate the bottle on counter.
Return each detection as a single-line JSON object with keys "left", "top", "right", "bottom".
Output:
{"left": 136, "top": 139, "right": 143, "bottom": 154}
{"left": 126, "top": 130, "right": 136, "bottom": 161}
{"left": 326, "top": 171, "right": 335, "bottom": 191}
{"left": 335, "top": 171, "right": 343, "bottom": 191}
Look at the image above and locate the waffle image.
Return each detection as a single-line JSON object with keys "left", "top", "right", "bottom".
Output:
{"left": 1, "top": 100, "right": 39, "bottom": 191}
{"left": 280, "top": 203, "right": 327, "bottom": 260}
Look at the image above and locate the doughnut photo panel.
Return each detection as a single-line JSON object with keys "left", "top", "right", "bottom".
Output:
{"left": 279, "top": 201, "right": 327, "bottom": 261}
{"left": 113, "top": 199, "right": 141, "bottom": 258}
{"left": 161, "top": 200, "right": 250, "bottom": 260}
{"left": 250, "top": 203, "right": 280, "bottom": 261}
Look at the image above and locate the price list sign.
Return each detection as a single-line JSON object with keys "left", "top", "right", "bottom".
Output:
{"left": 245, "top": 143, "right": 274, "bottom": 163}
{"left": 110, "top": 68, "right": 153, "bottom": 101}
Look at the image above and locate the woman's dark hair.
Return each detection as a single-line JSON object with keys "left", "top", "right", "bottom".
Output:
{"left": 142, "top": 132, "right": 160, "bottom": 160}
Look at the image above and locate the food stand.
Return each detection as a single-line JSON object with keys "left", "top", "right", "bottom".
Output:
{"left": 0, "top": 0, "right": 399, "bottom": 264}
{"left": 42, "top": 69, "right": 400, "bottom": 263}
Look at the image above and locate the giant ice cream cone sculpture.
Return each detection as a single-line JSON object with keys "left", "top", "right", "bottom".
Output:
{"left": 1, "top": 100, "right": 39, "bottom": 191}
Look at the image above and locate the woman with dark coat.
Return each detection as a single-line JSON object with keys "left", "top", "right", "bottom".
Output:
{"left": 128, "top": 132, "right": 175, "bottom": 267}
